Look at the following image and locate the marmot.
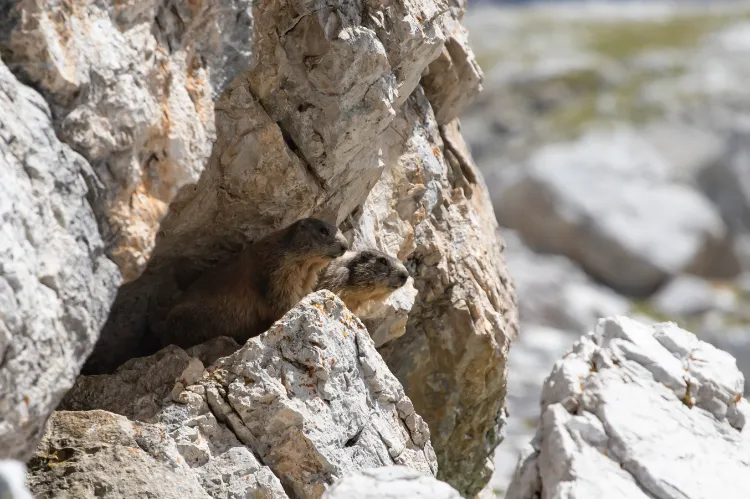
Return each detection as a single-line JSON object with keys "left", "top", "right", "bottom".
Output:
{"left": 315, "top": 249, "right": 410, "bottom": 314}
{"left": 159, "top": 217, "right": 348, "bottom": 349}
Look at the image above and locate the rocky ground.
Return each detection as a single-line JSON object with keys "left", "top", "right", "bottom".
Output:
{"left": 461, "top": 2, "right": 750, "bottom": 496}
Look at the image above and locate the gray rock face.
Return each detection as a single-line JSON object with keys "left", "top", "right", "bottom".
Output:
{"left": 2, "top": 0, "right": 516, "bottom": 495}
{"left": 651, "top": 274, "right": 732, "bottom": 318}
{"left": 198, "top": 291, "right": 437, "bottom": 498}
{"left": 506, "top": 316, "right": 750, "bottom": 499}
{"left": 503, "top": 229, "right": 629, "bottom": 332}
{"left": 322, "top": 466, "right": 461, "bottom": 499}
{"left": 369, "top": 110, "right": 518, "bottom": 495}
{"left": 0, "top": 0, "right": 254, "bottom": 282}
{"left": 73, "top": 1, "right": 517, "bottom": 495}
{"left": 0, "top": 60, "right": 121, "bottom": 461}
{"left": 698, "top": 132, "right": 750, "bottom": 242}
{"left": 27, "top": 410, "right": 288, "bottom": 499}
{"left": 38, "top": 292, "right": 436, "bottom": 499}
{"left": 494, "top": 129, "right": 736, "bottom": 296}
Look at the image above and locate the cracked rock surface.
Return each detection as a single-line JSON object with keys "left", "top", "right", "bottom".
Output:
{"left": 1, "top": 0, "right": 517, "bottom": 495}
{"left": 38, "top": 292, "right": 437, "bottom": 499}
{"left": 0, "top": 60, "right": 121, "bottom": 461}
{"left": 28, "top": 410, "right": 287, "bottom": 499}
{"left": 0, "top": 0, "right": 254, "bottom": 282}
{"left": 506, "top": 316, "right": 750, "bottom": 499}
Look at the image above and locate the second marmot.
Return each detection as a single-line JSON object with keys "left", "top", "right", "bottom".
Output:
{"left": 316, "top": 249, "right": 410, "bottom": 314}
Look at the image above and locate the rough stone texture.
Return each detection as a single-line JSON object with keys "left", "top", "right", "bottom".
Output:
{"left": 27, "top": 410, "right": 288, "bottom": 499}
{"left": 371, "top": 104, "right": 518, "bottom": 495}
{"left": 86, "top": 0, "right": 455, "bottom": 374}
{"left": 71, "top": 1, "right": 518, "bottom": 495}
{"left": 2, "top": 0, "right": 516, "bottom": 496}
{"left": 322, "top": 466, "right": 461, "bottom": 499}
{"left": 43, "top": 292, "right": 437, "bottom": 499}
{"left": 60, "top": 345, "right": 204, "bottom": 421}
{"left": 194, "top": 291, "right": 438, "bottom": 498}
{"left": 493, "top": 129, "right": 737, "bottom": 296}
{"left": 0, "top": 460, "right": 33, "bottom": 499}
{"left": 506, "top": 316, "right": 750, "bottom": 499}
{"left": 0, "top": 60, "right": 121, "bottom": 461}
{"left": 0, "top": 0, "right": 254, "bottom": 282}
{"left": 421, "top": 0, "right": 483, "bottom": 125}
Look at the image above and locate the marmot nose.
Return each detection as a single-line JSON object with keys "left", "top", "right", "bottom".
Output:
{"left": 394, "top": 269, "right": 409, "bottom": 287}
{"left": 334, "top": 232, "right": 349, "bottom": 254}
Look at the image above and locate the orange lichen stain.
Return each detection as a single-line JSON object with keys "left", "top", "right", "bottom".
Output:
{"left": 330, "top": 359, "right": 335, "bottom": 366}
{"left": 416, "top": 16, "right": 423, "bottom": 22}
{"left": 176, "top": 457, "right": 181, "bottom": 463}
{"left": 432, "top": 146, "right": 440, "bottom": 158}
{"left": 196, "top": 438, "right": 201, "bottom": 445}
{"left": 735, "top": 393, "right": 742, "bottom": 404}
{"left": 23, "top": 396, "right": 29, "bottom": 405}
{"left": 154, "top": 453, "right": 161, "bottom": 458}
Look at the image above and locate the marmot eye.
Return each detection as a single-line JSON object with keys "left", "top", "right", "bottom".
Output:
{"left": 377, "top": 257, "right": 388, "bottom": 266}
{"left": 319, "top": 227, "right": 329, "bottom": 236}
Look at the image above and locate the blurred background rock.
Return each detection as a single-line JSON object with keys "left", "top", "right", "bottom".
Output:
{"left": 460, "top": 0, "right": 750, "bottom": 496}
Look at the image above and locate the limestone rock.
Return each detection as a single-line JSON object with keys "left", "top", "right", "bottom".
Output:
{"left": 322, "top": 466, "right": 461, "bottom": 499}
{"left": 494, "top": 129, "right": 737, "bottom": 296}
{"left": 698, "top": 132, "right": 750, "bottom": 238}
{"left": 27, "top": 410, "right": 288, "bottom": 499}
{"left": 73, "top": 1, "right": 517, "bottom": 495}
{"left": 503, "top": 229, "right": 630, "bottom": 332}
{"left": 652, "top": 274, "right": 734, "bottom": 318}
{"left": 45, "top": 292, "right": 437, "bottom": 499}
{"left": 0, "top": 60, "right": 121, "bottom": 460}
{"left": 506, "top": 316, "right": 750, "bottom": 499}
{"left": 0, "top": 0, "right": 254, "bottom": 282}
{"left": 60, "top": 345, "right": 204, "bottom": 421}
{"left": 371, "top": 100, "right": 518, "bottom": 495}
{"left": 197, "top": 291, "right": 437, "bottom": 498}
{"left": 421, "top": 0, "right": 484, "bottom": 125}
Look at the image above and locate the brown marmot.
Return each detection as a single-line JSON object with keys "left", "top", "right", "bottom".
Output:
{"left": 158, "top": 218, "right": 348, "bottom": 349}
{"left": 315, "top": 249, "right": 410, "bottom": 314}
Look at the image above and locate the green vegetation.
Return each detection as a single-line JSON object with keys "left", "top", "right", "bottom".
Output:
{"left": 582, "top": 11, "right": 750, "bottom": 61}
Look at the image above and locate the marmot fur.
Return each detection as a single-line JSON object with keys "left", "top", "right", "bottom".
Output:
{"left": 159, "top": 218, "right": 348, "bottom": 349}
{"left": 315, "top": 249, "right": 409, "bottom": 314}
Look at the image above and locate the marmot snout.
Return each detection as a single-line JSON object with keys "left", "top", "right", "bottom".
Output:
{"left": 316, "top": 249, "right": 410, "bottom": 314}
{"left": 158, "top": 217, "right": 348, "bottom": 349}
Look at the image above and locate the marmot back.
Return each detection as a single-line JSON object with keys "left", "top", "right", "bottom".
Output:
{"left": 316, "top": 249, "right": 409, "bottom": 314}
{"left": 159, "top": 218, "right": 348, "bottom": 349}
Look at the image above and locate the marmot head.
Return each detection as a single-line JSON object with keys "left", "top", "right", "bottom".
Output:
{"left": 319, "top": 249, "right": 409, "bottom": 296}
{"left": 284, "top": 217, "right": 349, "bottom": 260}
{"left": 347, "top": 250, "right": 410, "bottom": 291}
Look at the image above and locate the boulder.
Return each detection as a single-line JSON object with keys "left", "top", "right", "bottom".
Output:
{"left": 322, "top": 466, "right": 461, "bottom": 499}
{"left": 0, "top": 60, "right": 120, "bottom": 460}
{"left": 502, "top": 229, "right": 630, "bottom": 332}
{"left": 2, "top": 0, "right": 517, "bottom": 495}
{"left": 651, "top": 274, "right": 735, "bottom": 318}
{"left": 698, "top": 132, "right": 750, "bottom": 265}
{"left": 27, "top": 410, "right": 287, "bottom": 499}
{"left": 0, "top": 0, "right": 254, "bottom": 282}
{"left": 494, "top": 129, "right": 738, "bottom": 296}
{"left": 41, "top": 292, "right": 437, "bottom": 499}
{"left": 506, "top": 316, "right": 750, "bottom": 499}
